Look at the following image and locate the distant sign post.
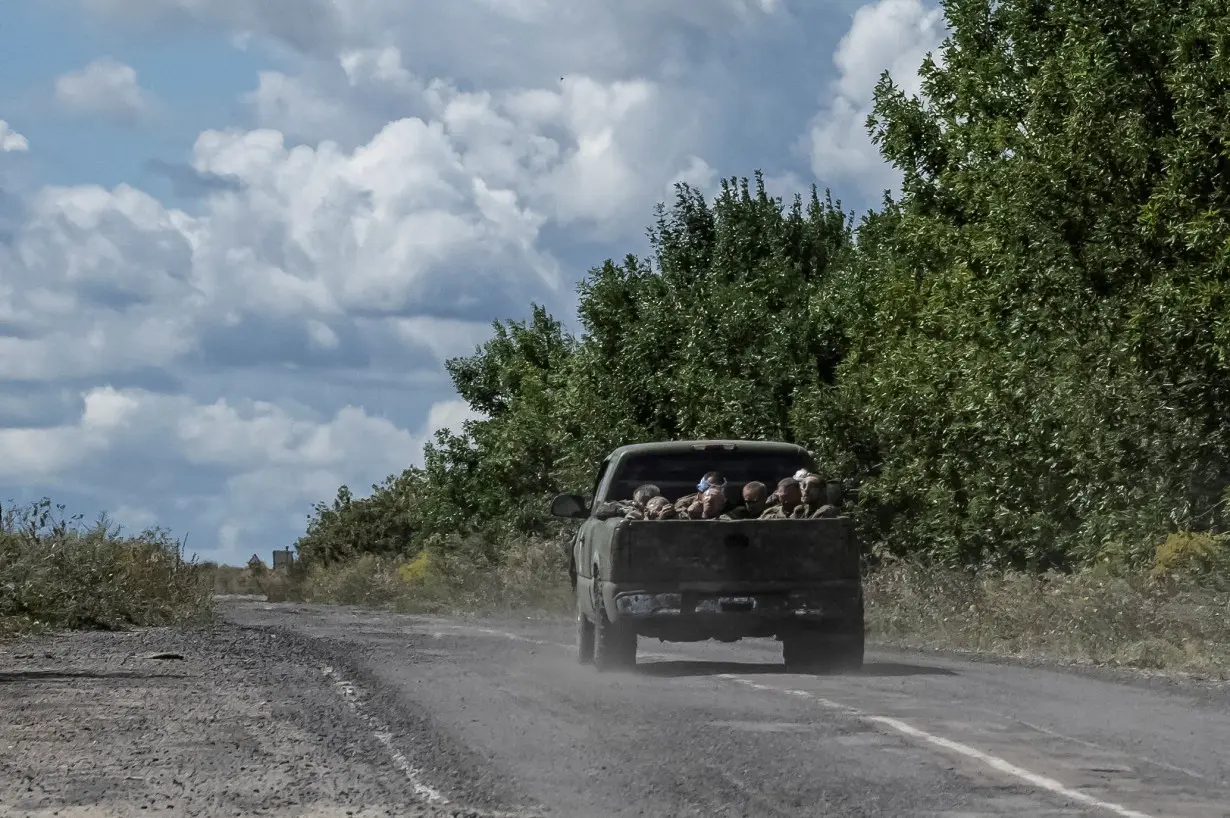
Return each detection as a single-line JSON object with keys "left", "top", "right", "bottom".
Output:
{"left": 271, "top": 549, "right": 294, "bottom": 570}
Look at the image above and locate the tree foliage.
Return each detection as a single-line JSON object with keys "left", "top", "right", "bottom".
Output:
{"left": 294, "top": 0, "right": 1230, "bottom": 573}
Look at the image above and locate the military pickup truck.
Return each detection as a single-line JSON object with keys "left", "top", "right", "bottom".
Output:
{"left": 549, "top": 440, "right": 865, "bottom": 673}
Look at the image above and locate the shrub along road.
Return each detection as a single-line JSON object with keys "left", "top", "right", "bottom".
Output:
{"left": 3, "top": 597, "right": 1229, "bottom": 817}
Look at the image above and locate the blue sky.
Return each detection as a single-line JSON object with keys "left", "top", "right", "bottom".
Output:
{"left": 0, "top": 0, "right": 945, "bottom": 565}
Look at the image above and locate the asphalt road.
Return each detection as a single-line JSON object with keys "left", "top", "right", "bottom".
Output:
{"left": 4, "top": 598, "right": 1230, "bottom": 817}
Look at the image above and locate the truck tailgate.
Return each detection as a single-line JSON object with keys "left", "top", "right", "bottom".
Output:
{"left": 612, "top": 518, "right": 858, "bottom": 584}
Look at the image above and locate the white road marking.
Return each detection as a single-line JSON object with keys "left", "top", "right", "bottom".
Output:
{"left": 425, "top": 625, "right": 551, "bottom": 646}
{"left": 718, "top": 675, "right": 1155, "bottom": 818}
{"left": 867, "top": 714, "right": 1155, "bottom": 818}
{"left": 321, "top": 666, "right": 449, "bottom": 805}
{"left": 1011, "top": 716, "right": 1206, "bottom": 781}
{"left": 430, "top": 622, "right": 1158, "bottom": 818}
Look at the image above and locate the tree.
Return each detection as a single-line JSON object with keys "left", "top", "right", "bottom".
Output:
{"left": 847, "top": 0, "right": 1230, "bottom": 566}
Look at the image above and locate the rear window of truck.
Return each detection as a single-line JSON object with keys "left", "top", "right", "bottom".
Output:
{"left": 607, "top": 449, "right": 814, "bottom": 503}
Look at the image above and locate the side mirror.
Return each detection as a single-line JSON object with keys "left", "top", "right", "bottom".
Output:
{"left": 550, "top": 493, "right": 589, "bottom": 520}
{"left": 825, "top": 480, "right": 846, "bottom": 507}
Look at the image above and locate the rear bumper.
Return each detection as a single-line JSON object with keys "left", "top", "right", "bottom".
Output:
{"left": 613, "top": 590, "right": 832, "bottom": 620}
{"left": 605, "top": 583, "right": 862, "bottom": 640}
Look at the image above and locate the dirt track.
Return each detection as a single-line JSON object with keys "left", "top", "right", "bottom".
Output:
{"left": 2, "top": 598, "right": 1229, "bottom": 817}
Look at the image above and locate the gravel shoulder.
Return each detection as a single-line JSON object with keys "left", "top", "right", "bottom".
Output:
{"left": 0, "top": 621, "right": 524, "bottom": 818}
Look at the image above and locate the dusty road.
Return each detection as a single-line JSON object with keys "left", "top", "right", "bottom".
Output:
{"left": 3, "top": 599, "right": 1229, "bottom": 817}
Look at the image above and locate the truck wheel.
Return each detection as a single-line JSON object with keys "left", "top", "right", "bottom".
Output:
{"left": 593, "top": 603, "right": 636, "bottom": 671}
{"left": 831, "top": 631, "right": 865, "bottom": 672}
{"left": 576, "top": 610, "right": 595, "bottom": 665}
{"left": 782, "top": 632, "right": 863, "bottom": 674}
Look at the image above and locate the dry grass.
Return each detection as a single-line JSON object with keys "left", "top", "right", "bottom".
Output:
{"left": 0, "top": 499, "right": 213, "bottom": 637}
{"left": 207, "top": 563, "right": 272, "bottom": 595}
{"left": 288, "top": 536, "right": 573, "bottom": 617}
{"left": 865, "top": 560, "right": 1230, "bottom": 677}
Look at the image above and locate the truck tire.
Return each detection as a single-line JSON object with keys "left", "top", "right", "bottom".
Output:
{"left": 592, "top": 587, "right": 636, "bottom": 671}
{"left": 576, "top": 610, "right": 595, "bottom": 665}
{"left": 782, "top": 631, "right": 863, "bottom": 674}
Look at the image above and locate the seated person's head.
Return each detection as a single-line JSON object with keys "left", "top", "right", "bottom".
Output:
{"left": 632, "top": 484, "right": 661, "bottom": 507}
{"left": 800, "top": 475, "right": 825, "bottom": 504}
{"left": 646, "top": 496, "right": 676, "bottom": 519}
{"left": 776, "top": 477, "right": 802, "bottom": 508}
{"left": 742, "top": 481, "right": 768, "bottom": 515}
{"left": 700, "top": 485, "right": 727, "bottom": 518}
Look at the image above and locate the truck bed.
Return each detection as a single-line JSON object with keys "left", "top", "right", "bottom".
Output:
{"left": 607, "top": 517, "right": 860, "bottom": 585}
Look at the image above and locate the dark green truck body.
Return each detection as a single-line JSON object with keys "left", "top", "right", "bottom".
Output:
{"left": 550, "top": 440, "right": 865, "bottom": 672}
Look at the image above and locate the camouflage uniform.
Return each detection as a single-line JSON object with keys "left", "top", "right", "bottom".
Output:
{"left": 791, "top": 475, "right": 837, "bottom": 518}
{"left": 674, "top": 493, "right": 699, "bottom": 514}
{"left": 676, "top": 472, "right": 725, "bottom": 513}
{"left": 598, "top": 484, "right": 662, "bottom": 520}
{"left": 791, "top": 503, "right": 840, "bottom": 519}
{"left": 594, "top": 501, "right": 634, "bottom": 520}
{"left": 761, "top": 476, "right": 802, "bottom": 519}
{"left": 645, "top": 496, "right": 678, "bottom": 520}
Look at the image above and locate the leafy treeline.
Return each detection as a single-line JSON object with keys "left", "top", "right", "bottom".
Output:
{"left": 295, "top": 0, "right": 1230, "bottom": 572}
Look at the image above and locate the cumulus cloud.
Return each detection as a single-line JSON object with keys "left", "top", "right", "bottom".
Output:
{"left": 243, "top": 70, "right": 357, "bottom": 145}
{"left": 54, "top": 58, "right": 150, "bottom": 122}
{"left": 0, "top": 121, "right": 28, "bottom": 152}
{"left": 0, "top": 383, "right": 466, "bottom": 559}
{"left": 805, "top": 0, "right": 945, "bottom": 198}
{"left": 1, "top": 58, "right": 715, "bottom": 393}
{"left": 79, "top": 0, "right": 780, "bottom": 86}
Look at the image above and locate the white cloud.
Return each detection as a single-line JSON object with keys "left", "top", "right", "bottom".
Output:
{"left": 339, "top": 47, "right": 417, "bottom": 91}
{"left": 243, "top": 70, "right": 356, "bottom": 144}
{"left": 425, "top": 399, "right": 484, "bottom": 438}
{"left": 2, "top": 60, "right": 710, "bottom": 390}
{"left": 190, "top": 119, "right": 562, "bottom": 314}
{"left": 79, "top": 0, "right": 780, "bottom": 86}
{"left": 805, "top": 0, "right": 945, "bottom": 198}
{"left": 0, "top": 121, "right": 28, "bottom": 152}
{"left": 391, "top": 316, "right": 495, "bottom": 363}
{"left": 54, "top": 58, "right": 150, "bottom": 122}
{"left": 0, "top": 384, "right": 470, "bottom": 558}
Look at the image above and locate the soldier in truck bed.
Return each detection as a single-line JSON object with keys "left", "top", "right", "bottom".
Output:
{"left": 726, "top": 481, "right": 769, "bottom": 519}
{"left": 595, "top": 484, "right": 662, "bottom": 520}
{"left": 644, "top": 495, "right": 678, "bottom": 519}
{"left": 673, "top": 471, "right": 725, "bottom": 514}
{"left": 683, "top": 485, "right": 732, "bottom": 520}
{"left": 791, "top": 474, "right": 840, "bottom": 519}
{"left": 760, "top": 477, "right": 802, "bottom": 518}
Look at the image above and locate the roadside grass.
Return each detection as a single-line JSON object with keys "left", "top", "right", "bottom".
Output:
{"left": 0, "top": 499, "right": 213, "bottom": 638}
{"left": 207, "top": 563, "right": 272, "bottom": 596}
{"left": 280, "top": 530, "right": 1230, "bottom": 677}
{"left": 865, "top": 534, "right": 1230, "bottom": 678}
{"left": 287, "top": 535, "right": 573, "bottom": 617}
